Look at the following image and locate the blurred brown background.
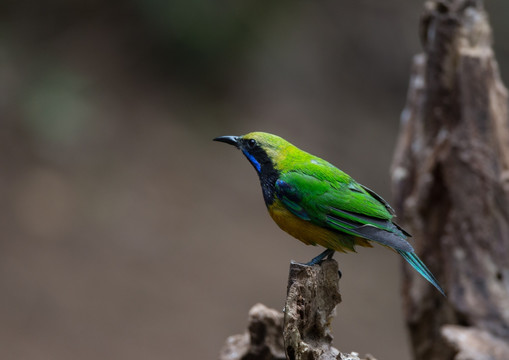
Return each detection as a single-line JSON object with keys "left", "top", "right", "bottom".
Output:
{"left": 1, "top": 1, "right": 508, "bottom": 359}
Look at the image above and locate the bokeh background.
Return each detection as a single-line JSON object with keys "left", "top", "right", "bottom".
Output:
{"left": 1, "top": 1, "right": 508, "bottom": 359}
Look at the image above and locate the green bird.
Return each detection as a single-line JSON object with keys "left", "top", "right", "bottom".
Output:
{"left": 214, "top": 132, "right": 444, "bottom": 295}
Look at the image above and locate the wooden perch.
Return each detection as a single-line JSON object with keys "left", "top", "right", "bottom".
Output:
{"left": 283, "top": 260, "right": 342, "bottom": 360}
{"left": 392, "top": 0, "right": 509, "bottom": 359}
{"left": 219, "top": 260, "right": 376, "bottom": 360}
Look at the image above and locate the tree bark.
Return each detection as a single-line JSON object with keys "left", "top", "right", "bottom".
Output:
{"left": 283, "top": 260, "right": 342, "bottom": 360}
{"left": 220, "top": 303, "right": 286, "bottom": 360}
{"left": 219, "top": 260, "right": 377, "bottom": 360}
{"left": 391, "top": 1, "right": 509, "bottom": 359}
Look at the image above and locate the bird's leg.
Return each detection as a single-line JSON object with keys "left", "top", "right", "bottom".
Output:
{"left": 305, "top": 249, "right": 341, "bottom": 278}
{"left": 305, "top": 249, "right": 335, "bottom": 266}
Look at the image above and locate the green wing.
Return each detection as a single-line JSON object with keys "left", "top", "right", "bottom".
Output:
{"left": 274, "top": 161, "right": 444, "bottom": 294}
{"left": 275, "top": 167, "right": 413, "bottom": 252}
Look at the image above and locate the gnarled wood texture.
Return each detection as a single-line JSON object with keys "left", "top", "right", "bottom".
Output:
{"left": 219, "top": 260, "right": 376, "bottom": 360}
{"left": 392, "top": 1, "right": 509, "bottom": 359}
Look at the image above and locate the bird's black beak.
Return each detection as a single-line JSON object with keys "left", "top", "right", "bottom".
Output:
{"left": 213, "top": 135, "right": 239, "bottom": 148}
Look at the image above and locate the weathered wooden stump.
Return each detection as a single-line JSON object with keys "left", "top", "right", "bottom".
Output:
{"left": 219, "top": 260, "right": 376, "bottom": 360}
{"left": 392, "top": 1, "right": 509, "bottom": 359}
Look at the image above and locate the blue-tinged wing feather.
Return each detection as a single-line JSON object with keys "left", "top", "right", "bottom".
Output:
{"left": 275, "top": 179, "right": 311, "bottom": 220}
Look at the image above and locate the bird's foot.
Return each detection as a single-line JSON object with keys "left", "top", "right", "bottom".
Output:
{"left": 305, "top": 248, "right": 335, "bottom": 266}
{"left": 304, "top": 249, "right": 341, "bottom": 278}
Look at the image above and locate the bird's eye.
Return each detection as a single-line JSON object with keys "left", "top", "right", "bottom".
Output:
{"left": 247, "top": 139, "right": 256, "bottom": 148}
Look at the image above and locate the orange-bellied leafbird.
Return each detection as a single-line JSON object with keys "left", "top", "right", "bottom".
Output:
{"left": 214, "top": 132, "right": 444, "bottom": 295}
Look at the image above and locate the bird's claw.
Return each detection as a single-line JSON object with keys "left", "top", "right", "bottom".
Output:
{"left": 305, "top": 248, "right": 335, "bottom": 266}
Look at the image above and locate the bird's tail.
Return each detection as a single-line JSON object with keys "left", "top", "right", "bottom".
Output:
{"left": 397, "top": 250, "right": 445, "bottom": 296}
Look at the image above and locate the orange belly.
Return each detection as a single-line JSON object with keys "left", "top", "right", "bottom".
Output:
{"left": 267, "top": 200, "right": 372, "bottom": 253}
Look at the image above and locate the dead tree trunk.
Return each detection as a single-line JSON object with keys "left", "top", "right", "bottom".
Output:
{"left": 219, "top": 260, "right": 376, "bottom": 360}
{"left": 391, "top": 1, "right": 509, "bottom": 359}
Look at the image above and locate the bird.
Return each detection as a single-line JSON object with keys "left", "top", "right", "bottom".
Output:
{"left": 214, "top": 132, "right": 445, "bottom": 295}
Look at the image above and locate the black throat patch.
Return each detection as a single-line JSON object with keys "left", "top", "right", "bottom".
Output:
{"left": 259, "top": 164, "right": 279, "bottom": 206}
{"left": 240, "top": 142, "right": 280, "bottom": 206}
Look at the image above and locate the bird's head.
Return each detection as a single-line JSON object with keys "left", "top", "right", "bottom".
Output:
{"left": 214, "top": 132, "right": 291, "bottom": 174}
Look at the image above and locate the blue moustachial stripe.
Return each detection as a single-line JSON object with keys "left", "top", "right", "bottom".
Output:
{"left": 242, "top": 149, "right": 261, "bottom": 172}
